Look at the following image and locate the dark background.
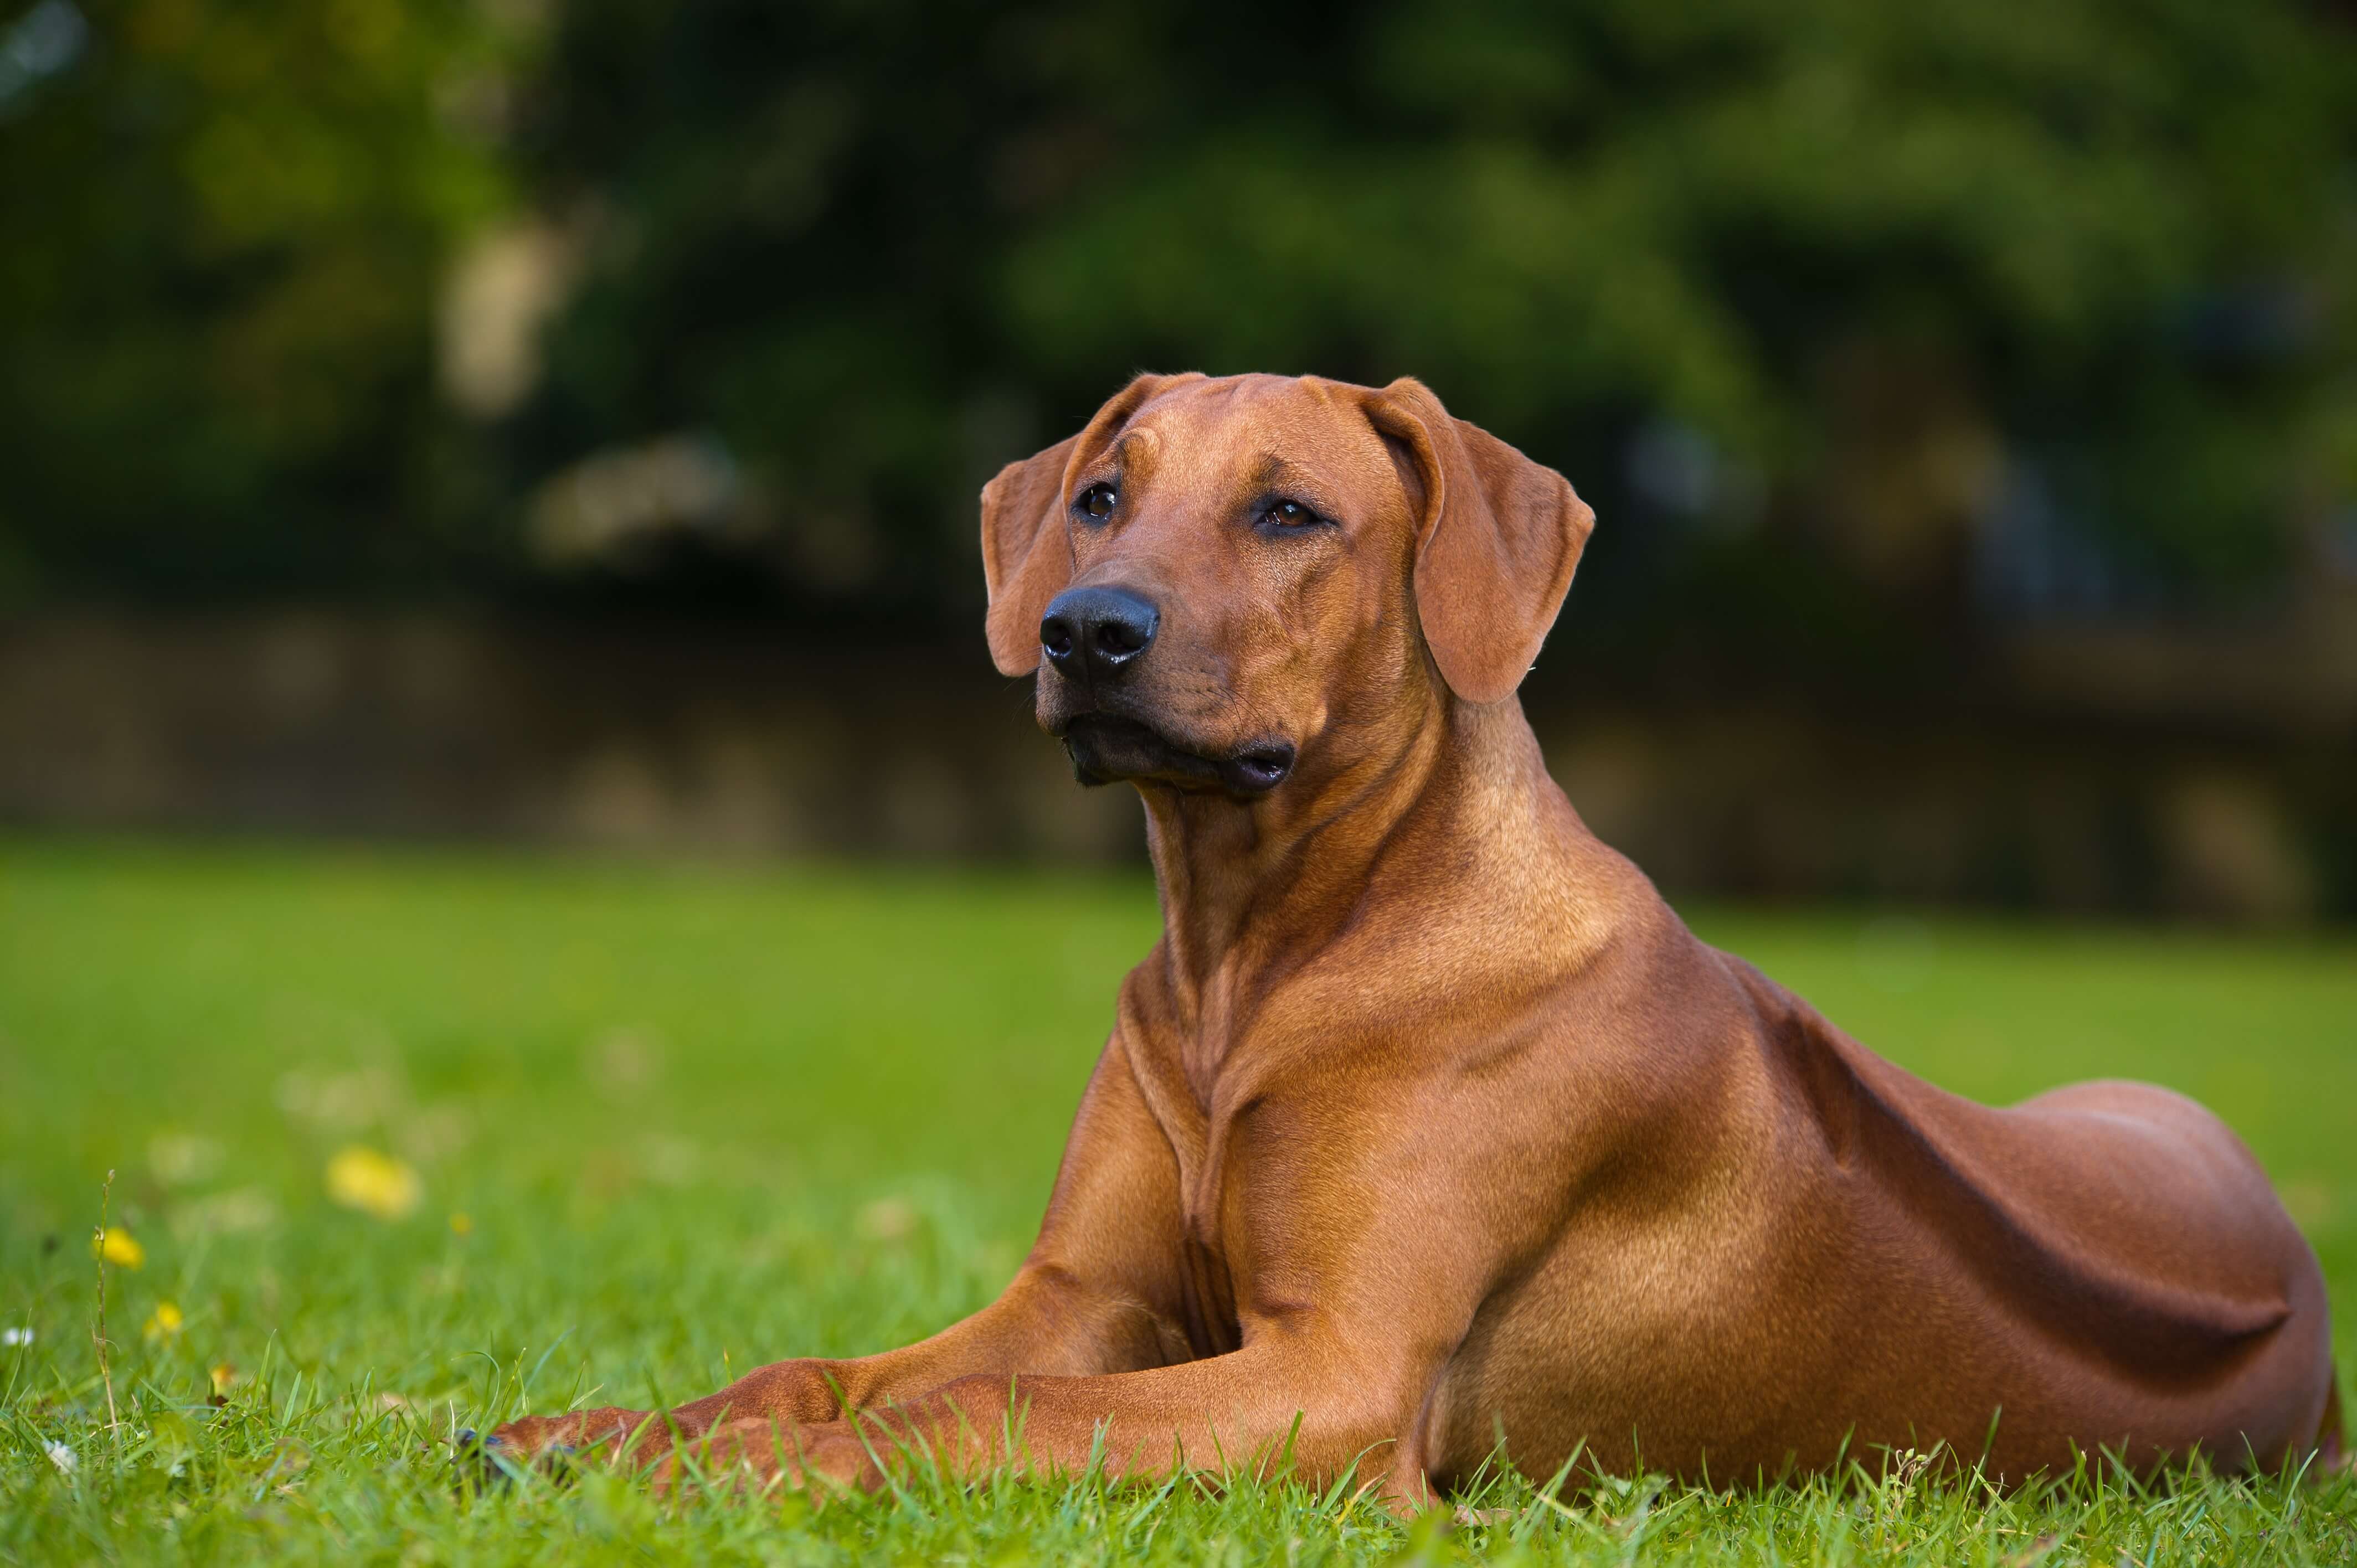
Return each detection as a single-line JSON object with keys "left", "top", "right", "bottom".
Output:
{"left": 3, "top": 0, "right": 2354, "bottom": 918}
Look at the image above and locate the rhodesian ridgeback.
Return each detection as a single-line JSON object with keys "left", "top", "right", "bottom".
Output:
{"left": 486, "top": 372, "right": 2340, "bottom": 1502}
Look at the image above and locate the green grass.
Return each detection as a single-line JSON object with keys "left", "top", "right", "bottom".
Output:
{"left": 2, "top": 838, "right": 2352, "bottom": 1565}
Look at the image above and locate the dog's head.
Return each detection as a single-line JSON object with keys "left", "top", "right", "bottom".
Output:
{"left": 981, "top": 373, "right": 1593, "bottom": 798}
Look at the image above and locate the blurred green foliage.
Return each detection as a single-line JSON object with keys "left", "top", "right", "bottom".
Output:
{"left": 0, "top": 0, "right": 511, "bottom": 599}
{"left": 1, "top": 0, "right": 2352, "bottom": 651}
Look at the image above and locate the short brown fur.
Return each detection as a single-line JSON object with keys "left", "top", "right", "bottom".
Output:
{"left": 492, "top": 373, "right": 2339, "bottom": 1502}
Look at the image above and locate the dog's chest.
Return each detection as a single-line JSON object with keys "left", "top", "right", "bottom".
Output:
{"left": 1121, "top": 957, "right": 1355, "bottom": 1353}
{"left": 1174, "top": 1230, "right": 1242, "bottom": 1359}
{"left": 1126, "top": 1034, "right": 1264, "bottom": 1354}
{"left": 1155, "top": 1077, "right": 1244, "bottom": 1325}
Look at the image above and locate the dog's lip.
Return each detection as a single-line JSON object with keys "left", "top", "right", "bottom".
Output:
{"left": 1225, "top": 741, "right": 1296, "bottom": 792}
{"left": 1053, "top": 712, "right": 1295, "bottom": 797}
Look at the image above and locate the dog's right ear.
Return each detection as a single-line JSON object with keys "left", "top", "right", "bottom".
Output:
{"left": 979, "top": 373, "right": 1191, "bottom": 675}
{"left": 980, "top": 432, "right": 1083, "bottom": 676}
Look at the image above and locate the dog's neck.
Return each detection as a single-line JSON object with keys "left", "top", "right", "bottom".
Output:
{"left": 1133, "top": 692, "right": 1606, "bottom": 1086}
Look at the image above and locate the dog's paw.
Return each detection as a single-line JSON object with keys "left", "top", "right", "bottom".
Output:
{"left": 461, "top": 1408, "right": 655, "bottom": 1484}
{"left": 450, "top": 1426, "right": 556, "bottom": 1489}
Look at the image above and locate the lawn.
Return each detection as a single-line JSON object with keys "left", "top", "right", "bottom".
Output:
{"left": 2, "top": 838, "right": 2352, "bottom": 1565}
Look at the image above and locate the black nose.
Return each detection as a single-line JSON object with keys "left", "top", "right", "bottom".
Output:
{"left": 1040, "top": 586, "right": 1159, "bottom": 680}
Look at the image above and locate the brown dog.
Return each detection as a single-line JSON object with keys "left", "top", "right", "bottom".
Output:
{"left": 488, "top": 372, "right": 2340, "bottom": 1500}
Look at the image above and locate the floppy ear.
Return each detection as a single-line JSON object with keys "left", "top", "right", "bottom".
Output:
{"left": 980, "top": 432, "right": 1083, "bottom": 675}
{"left": 1367, "top": 377, "right": 1595, "bottom": 705}
{"left": 979, "top": 373, "right": 1194, "bottom": 675}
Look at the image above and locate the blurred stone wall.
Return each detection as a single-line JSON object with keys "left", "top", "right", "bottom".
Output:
{"left": 2, "top": 613, "right": 2347, "bottom": 922}
{"left": 0, "top": 615, "right": 1140, "bottom": 862}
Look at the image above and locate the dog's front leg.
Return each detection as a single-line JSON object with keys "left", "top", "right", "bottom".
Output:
{"left": 484, "top": 1260, "right": 1174, "bottom": 1472}
{"left": 482, "top": 1037, "right": 1194, "bottom": 1476}
{"left": 663, "top": 1330, "right": 1448, "bottom": 1508}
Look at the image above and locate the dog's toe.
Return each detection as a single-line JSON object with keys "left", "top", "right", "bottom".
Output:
{"left": 451, "top": 1427, "right": 511, "bottom": 1489}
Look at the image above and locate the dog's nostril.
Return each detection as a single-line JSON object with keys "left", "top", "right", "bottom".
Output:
{"left": 1095, "top": 623, "right": 1144, "bottom": 659}
{"left": 1042, "top": 604, "right": 1084, "bottom": 660}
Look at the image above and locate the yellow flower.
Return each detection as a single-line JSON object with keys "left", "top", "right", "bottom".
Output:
{"left": 143, "top": 1301, "right": 184, "bottom": 1341}
{"left": 209, "top": 1363, "right": 240, "bottom": 1397}
{"left": 447, "top": 1212, "right": 472, "bottom": 1236}
{"left": 92, "top": 1227, "right": 145, "bottom": 1268}
{"left": 325, "top": 1146, "right": 422, "bottom": 1220}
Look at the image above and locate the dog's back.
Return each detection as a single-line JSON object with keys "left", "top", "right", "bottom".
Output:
{"left": 1728, "top": 953, "right": 2337, "bottom": 1479}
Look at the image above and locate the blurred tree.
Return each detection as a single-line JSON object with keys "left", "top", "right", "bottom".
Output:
{"left": 0, "top": 0, "right": 510, "bottom": 601}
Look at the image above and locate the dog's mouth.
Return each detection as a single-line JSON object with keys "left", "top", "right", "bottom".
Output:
{"left": 1052, "top": 713, "right": 1295, "bottom": 798}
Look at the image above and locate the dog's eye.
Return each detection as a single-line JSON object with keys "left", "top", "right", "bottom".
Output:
{"left": 1261, "top": 499, "right": 1321, "bottom": 529}
{"left": 1075, "top": 484, "right": 1118, "bottom": 521}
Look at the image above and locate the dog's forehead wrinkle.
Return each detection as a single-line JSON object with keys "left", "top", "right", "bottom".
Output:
{"left": 1254, "top": 453, "right": 1350, "bottom": 504}
{"left": 1111, "top": 427, "right": 1160, "bottom": 482}
{"left": 1139, "top": 425, "right": 1385, "bottom": 530}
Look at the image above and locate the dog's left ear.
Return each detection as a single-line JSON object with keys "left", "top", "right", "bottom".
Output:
{"left": 1366, "top": 378, "right": 1595, "bottom": 705}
